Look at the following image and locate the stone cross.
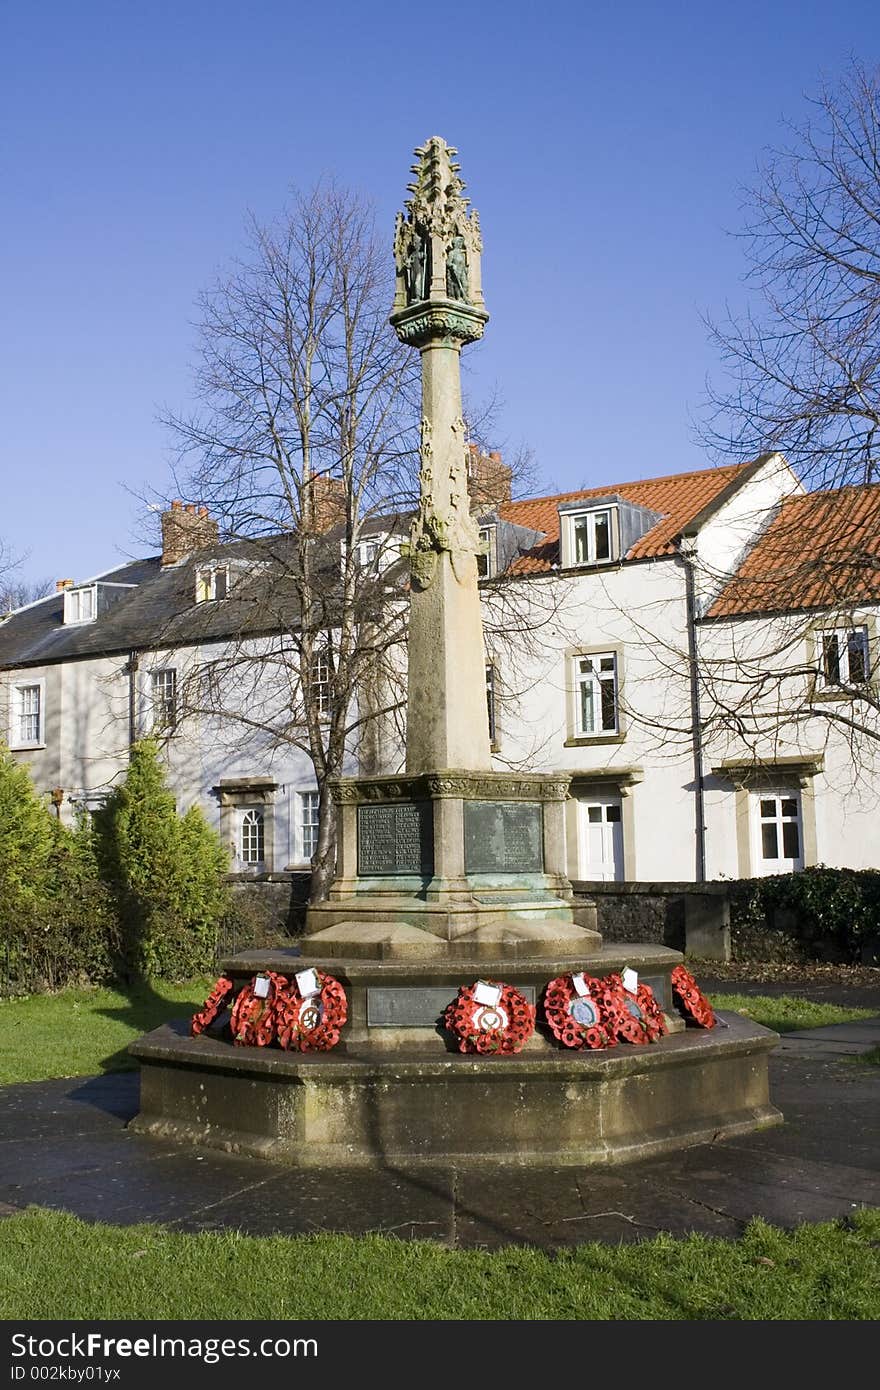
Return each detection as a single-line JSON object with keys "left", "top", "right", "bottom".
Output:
{"left": 390, "top": 137, "right": 492, "bottom": 775}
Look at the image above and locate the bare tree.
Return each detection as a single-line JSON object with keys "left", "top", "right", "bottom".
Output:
{"left": 704, "top": 60, "right": 880, "bottom": 490}
{"left": 163, "top": 184, "right": 420, "bottom": 901}
{"left": 690, "top": 62, "right": 880, "bottom": 777}
{"left": 0, "top": 539, "right": 51, "bottom": 614}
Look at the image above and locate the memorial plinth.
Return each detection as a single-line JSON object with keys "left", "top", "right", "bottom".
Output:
{"left": 303, "top": 770, "right": 599, "bottom": 957}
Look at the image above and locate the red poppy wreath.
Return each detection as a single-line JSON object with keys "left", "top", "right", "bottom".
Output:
{"left": 445, "top": 980, "right": 535, "bottom": 1055}
{"left": 543, "top": 972, "right": 616, "bottom": 1050}
{"left": 670, "top": 965, "right": 716, "bottom": 1029}
{"left": 274, "top": 968, "right": 348, "bottom": 1052}
{"left": 600, "top": 972, "right": 667, "bottom": 1045}
{"left": 190, "top": 976, "right": 235, "bottom": 1036}
{"left": 230, "top": 970, "right": 288, "bottom": 1047}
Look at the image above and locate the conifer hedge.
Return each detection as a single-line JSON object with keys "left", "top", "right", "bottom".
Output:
{"left": 0, "top": 739, "right": 230, "bottom": 994}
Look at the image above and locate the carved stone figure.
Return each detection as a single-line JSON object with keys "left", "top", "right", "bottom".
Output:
{"left": 446, "top": 235, "right": 469, "bottom": 301}
{"left": 406, "top": 231, "right": 427, "bottom": 304}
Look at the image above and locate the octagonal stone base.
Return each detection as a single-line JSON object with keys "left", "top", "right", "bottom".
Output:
{"left": 129, "top": 1012, "right": 779, "bottom": 1167}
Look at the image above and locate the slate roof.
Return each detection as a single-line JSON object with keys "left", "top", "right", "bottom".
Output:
{"left": 0, "top": 541, "right": 303, "bottom": 669}
{"left": 498, "top": 462, "right": 755, "bottom": 574}
{"left": 707, "top": 483, "right": 880, "bottom": 619}
{"left": 0, "top": 464, "right": 770, "bottom": 670}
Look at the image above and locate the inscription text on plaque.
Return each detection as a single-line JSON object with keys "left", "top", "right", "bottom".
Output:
{"left": 358, "top": 801, "right": 433, "bottom": 876}
{"left": 464, "top": 801, "right": 543, "bottom": 874}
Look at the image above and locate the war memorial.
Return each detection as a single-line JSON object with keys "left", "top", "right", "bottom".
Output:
{"left": 130, "top": 138, "right": 780, "bottom": 1165}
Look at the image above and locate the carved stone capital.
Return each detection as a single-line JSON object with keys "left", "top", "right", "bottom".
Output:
{"left": 389, "top": 299, "right": 488, "bottom": 348}
{"left": 328, "top": 771, "right": 572, "bottom": 805}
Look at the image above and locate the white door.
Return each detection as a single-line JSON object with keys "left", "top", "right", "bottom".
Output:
{"left": 753, "top": 791, "right": 803, "bottom": 875}
{"left": 578, "top": 797, "right": 624, "bottom": 881}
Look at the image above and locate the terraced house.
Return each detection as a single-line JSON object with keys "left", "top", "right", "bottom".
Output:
{"left": 2, "top": 449, "right": 878, "bottom": 888}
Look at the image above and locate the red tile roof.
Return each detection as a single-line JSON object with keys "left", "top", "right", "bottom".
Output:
{"left": 707, "top": 484, "right": 880, "bottom": 618}
{"left": 499, "top": 463, "right": 752, "bottom": 573}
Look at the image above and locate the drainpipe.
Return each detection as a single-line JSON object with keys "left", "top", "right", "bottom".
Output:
{"left": 679, "top": 537, "right": 706, "bottom": 882}
{"left": 127, "top": 650, "right": 139, "bottom": 750}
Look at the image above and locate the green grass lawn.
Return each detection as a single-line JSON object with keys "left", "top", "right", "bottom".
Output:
{"left": 0, "top": 1206, "right": 877, "bottom": 1320}
{"left": 0, "top": 980, "right": 875, "bottom": 1086}
{"left": 0, "top": 978, "right": 214, "bottom": 1084}
{"left": 709, "top": 993, "right": 876, "bottom": 1034}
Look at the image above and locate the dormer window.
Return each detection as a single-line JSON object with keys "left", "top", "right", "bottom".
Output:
{"left": 357, "top": 539, "right": 380, "bottom": 570}
{"left": 571, "top": 509, "right": 613, "bottom": 565}
{"left": 477, "top": 526, "right": 495, "bottom": 579}
{"left": 195, "top": 565, "right": 229, "bottom": 602}
{"left": 63, "top": 585, "right": 96, "bottom": 625}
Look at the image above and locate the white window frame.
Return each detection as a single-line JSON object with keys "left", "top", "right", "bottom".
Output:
{"left": 309, "top": 649, "right": 331, "bottom": 720}
{"left": 752, "top": 790, "right": 804, "bottom": 875}
{"left": 149, "top": 667, "right": 178, "bottom": 733}
{"left": 195, "top": 564, "right": 229, "bottom": 603}
{"left": 300, "top": 789, "right": 320, "bottom": 863}
{"left": 574, "top": 652, "right": 619, "bottom": 737}
{"left": 564, "top": 508, "right": 615, "bottom": 567}
{"left": 477, "top": 527, "right": 495, "bottom": 579}
{"left": 357, "top": 537, "right": 381, "bottom": 570}
{"left": 486, "top": 661, "right": 498, "bottom": 744}
{"left": 63, "top": 585, "right": 97, "bottom": 625}
{"left": 816, "top": 625, "right": 869, "bottom": 689}
{"left": 8, "top": 677, "right": 46, "bottom": 750}
{"left": 238, "top": 807, "right": 265, "bottom": 868}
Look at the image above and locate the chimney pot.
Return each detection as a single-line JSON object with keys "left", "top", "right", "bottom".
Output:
{"left": 56, "top": 579, "right": 74, "bottom": 591}
{"left": 171, "top": 499, "right": 182, "bottom": 510}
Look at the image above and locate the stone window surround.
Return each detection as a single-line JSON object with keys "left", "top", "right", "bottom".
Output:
{"left": 7, "top": 675, "right": 46, "bottom": 750}
{"left": 564, "top": 768, "right": 643, "bottom": 882}
{"left": 214, "top": 777, "right": 278, "bottom": 874}
{"left": 711, "top": 757, "right": 822, "bottom": 877}
{"left": 564, "top": 643, "right": 626, "bottom": 747}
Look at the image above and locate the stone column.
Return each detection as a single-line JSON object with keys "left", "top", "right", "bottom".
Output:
{"left": 390, "top": 136, "right": 492, "bottom": 777}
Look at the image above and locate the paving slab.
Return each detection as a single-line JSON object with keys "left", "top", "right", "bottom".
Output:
{"left": 0, "top": 1016, "right": 877, "bottom": 1248}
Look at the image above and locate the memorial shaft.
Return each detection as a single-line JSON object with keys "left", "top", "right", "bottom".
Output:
{"left": 390, "top": 137, "right": 492, "bottom": 775}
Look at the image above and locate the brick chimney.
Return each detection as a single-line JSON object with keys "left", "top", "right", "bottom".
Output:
{"left": 467, "top": 444, "right": 512, "bottom": 511}
{"left": 160, "top": 501, "right": 219, "bottom": 566}
{"left": 305, "top": 473, "right": 348, "bottom": 532}
{"left": 55, "top": 579, "right": 74, "bottom": 591}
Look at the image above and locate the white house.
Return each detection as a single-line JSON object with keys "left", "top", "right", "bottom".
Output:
{"left": 2, "top": 451, "right": 878, "bottom": 886}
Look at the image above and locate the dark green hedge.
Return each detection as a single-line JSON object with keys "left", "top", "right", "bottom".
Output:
{"left": 729, "top": 866, "right": 880, "bottom": 964}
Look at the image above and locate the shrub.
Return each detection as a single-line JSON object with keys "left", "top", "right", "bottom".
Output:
{"left": 95, "top": 740, "right": 230, "bottom": 980}
{"left": 0, "top": 745, "right": 118, "bottom": 995}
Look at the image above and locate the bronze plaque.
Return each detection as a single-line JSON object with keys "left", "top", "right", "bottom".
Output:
{"left": 464, "top": 801, "right": 543, "bottom": 874}
{"left": 357, "top": 801, "right": 433, "bottom": 876}
{"left": 367, "top": 985, "right": 536, "bottom": 1028}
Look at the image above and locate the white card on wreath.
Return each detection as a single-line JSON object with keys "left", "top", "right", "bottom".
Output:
{"left": 622, "top": 967, "right": 638, "bottom": 994}
{"left": 571, "top": 972, "right": 590, "bottom": 997}
{"left": 253, "top": 974, "right": 271, "bottom": 999}
{"left": 474, "top": 980, "right": 503, "bottom": 1007}
{"left": 295, "top": 968, "right": 320, "bottom": 998}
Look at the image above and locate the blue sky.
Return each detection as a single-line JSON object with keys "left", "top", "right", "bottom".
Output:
{"left": 2, "top": 0, "right": 878, "bottom": 587}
